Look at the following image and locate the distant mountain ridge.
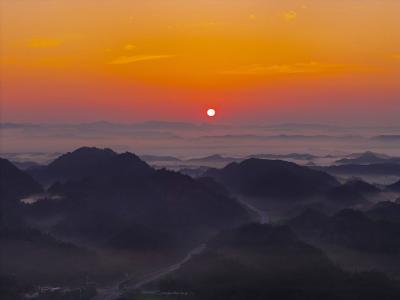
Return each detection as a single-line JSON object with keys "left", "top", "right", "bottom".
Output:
{"left": 335, "top": 151, "right": 400, "bottom": 165}
{"left": 187, "top": 154, "right": 240, "bottom": 163}
{"left": 319, "top": 163, "right": 400, "bottom": 176}
{"left": 140, "top": 154, "right": 181, "bottom": 162}
{"left": 248, "top": 153, "right": 318, "bottom": 160}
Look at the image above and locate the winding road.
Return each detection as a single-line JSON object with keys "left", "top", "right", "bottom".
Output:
{"left": 93, "top": 197, "right": 267, "bottom": 300}
{"left": 237, "top": 197, "right": 269, "bottom": 224}
{"left": 93, "top": 244, "right": 206, "bottom": 300}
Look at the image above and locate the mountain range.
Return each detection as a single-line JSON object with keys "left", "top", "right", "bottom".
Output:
{"left": 1, "top": 146, "right": 400, "bottom": 299}
{"left": 335, "top": 151, "right": 400, "bottom": 165}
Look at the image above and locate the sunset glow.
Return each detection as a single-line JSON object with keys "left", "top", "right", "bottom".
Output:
{"left": 1, "top": 0, "right": 400, "bottom": 124}
{"left": 2, "top": 3, "right": 400, "bottom": 292}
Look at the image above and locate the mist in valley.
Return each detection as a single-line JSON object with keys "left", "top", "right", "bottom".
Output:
{"left": 2, "top": 126, "right": 400, "bottom": 299}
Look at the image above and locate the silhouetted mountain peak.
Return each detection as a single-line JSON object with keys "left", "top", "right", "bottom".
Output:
{"left": 51, "top": 146, "right": 116, "bottom": 167}
{"left": 205, "top": 158, "right": 338, "bottom": 200}
{"left": 29, "top": 147, "right": 154, "bottom": 185}
{"left": 335, "top": 151, "right": 396, "bottom": 165}
{"left": 359, "top": 151, "right": 381, "bottom": 159}
{"left": 344, "top": 179, "right": 380, "bottom": 193}
{"left": 110, "top": 152, "right": 153, "bottom": 175}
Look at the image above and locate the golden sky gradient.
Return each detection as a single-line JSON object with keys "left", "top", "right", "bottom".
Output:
{"left": 1, "top": 0, "right": 400, "bottom": 124}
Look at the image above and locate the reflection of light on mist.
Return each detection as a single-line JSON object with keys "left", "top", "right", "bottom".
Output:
{"left": 3, "top": 122, "right": 400, "bottom": 159}
{"left": 20, "top": 193, "right": 63, "bottom": 204}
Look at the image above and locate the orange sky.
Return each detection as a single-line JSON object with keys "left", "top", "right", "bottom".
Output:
{"left": 1, "top": 0, "right": 400, "bottom": 124}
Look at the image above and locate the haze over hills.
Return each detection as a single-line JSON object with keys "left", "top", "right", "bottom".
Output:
{"left": 10, "top": 148, "right": 251, "bottom": 252}
{"left": 367, "top": 201, "right": 400, "bottom": 225}
{"left": 45, "top": 167, "right": 249, "bottom": 244}
{"left": 1, "top": 146, "right": 400, "bottom": 299}
{"left": 285, "top": 207, "right": 400, "bottom": 277}
{"left": 324, "top": 179, "right": 381, "bottom": 206}
{"left": 335, "top": 151, "right": 400, "bottom": 165}
{"left": 287, "top": 209, "right": 400, "bottom": 254}
{"left": 204, "top": 158, "right": 339, "bottom": 200}
{"left": 0, "top": 148, "right": 254, "bottom": 297}
{"left": 0, "top": 157, "right": 99, "bottom": 286}
{"left": 2, "top": 0, "right": 400, "bottom": 298}
{"left": 158, "top": 223, "right": 400, "bottom": 300}
{"left": 0, "top": 158, "right": 43, "bottom": 202}
{"left": 2, "top": 121, "right": 400, "bottom": 161}
{"left": 320, "top": 163, "right": 400, "bottom": 177}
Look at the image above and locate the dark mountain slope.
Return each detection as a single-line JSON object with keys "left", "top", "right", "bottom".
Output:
{"left": 159, "top": 224, "right": 400, "bottom": 300}
{"left": 387, "top": 180, "right": 400, "bottom": 192}
{"left": 0, "top": 158, "right": 43, "bottom": 201}
{"left": 0, "top": 222, "right": 95, "bottom": 284}
{"left": 204, "top": 158, "right": 338, "bottom": 200}
{"left": 28, "top": 168, "right": 250, "bottom": 249}
{"left": 287, "top": 209, "right": 400, "bottom": 254}
{"left": 325, "top": 179, "right": 380, "bottom": 206}
{"left": 0, "top": 159, "right": 43, "bottom": 230}
{"left": 367, "top": 201, "right": 400, "bottom": 224}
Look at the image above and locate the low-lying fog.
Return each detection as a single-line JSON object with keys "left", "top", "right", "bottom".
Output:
{"left": 2, "top": 122, "right": 400, "bottom": 157}
{"left": 2, "top": 121, "right": 400, "bottom": 185}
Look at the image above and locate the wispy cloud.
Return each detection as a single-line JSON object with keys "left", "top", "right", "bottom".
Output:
{"left": 124, "top": 44, "right": 136, "bottom": 51}
{"left": 27, "top": 38, "right": 63, "bottom": 48}
{"left": 108, "top": 54, "right": 175, "bottom": 65}
{"left": 220, "top": 62, "right": 348, "bottom": 75}
{"left": 282, "top": 10, "right": 297, "bottom": 21}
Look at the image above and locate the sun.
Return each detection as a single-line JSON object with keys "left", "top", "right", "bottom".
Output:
{"left": 207, "top": 108, "right": 216, "bottom": 117}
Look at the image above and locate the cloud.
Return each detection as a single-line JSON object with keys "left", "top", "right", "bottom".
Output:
{"left": 28, "top": 38, "right": 62, "bottom": 48}
{"left": 190, "top": 22, "right": 216, "bottom": 28}
{"left": 124, "top": 44, "right": 136, "bottom": 51}
{"left": 220, "top": 62, "right": 347, "bottom": 75}
{"left": 108, "top": 55, "right": 175, "bottom": 65}
{"left": 282, "top": 11, "right": 297, "bottom": 21}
